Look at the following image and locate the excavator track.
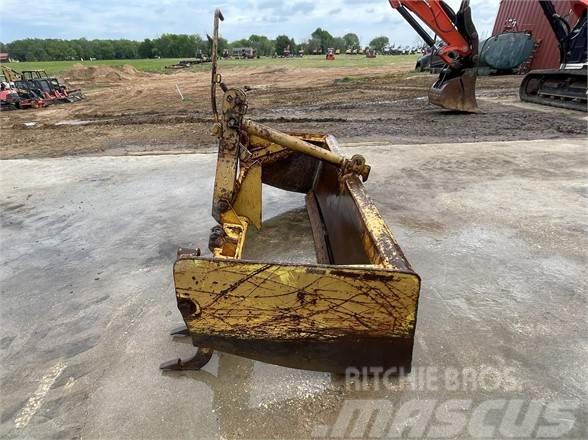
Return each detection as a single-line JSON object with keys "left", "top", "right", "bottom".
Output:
{"left": 520, "top": 68, "right": 588, "bottom": 112}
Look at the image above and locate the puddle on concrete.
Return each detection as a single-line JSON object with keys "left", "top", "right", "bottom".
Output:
{"left": 243, "top": 206, "right": 315, "bottom": 264}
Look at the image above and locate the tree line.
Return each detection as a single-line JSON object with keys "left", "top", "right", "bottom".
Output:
{"left": 0, "top": 29, "right": 394, "bottom": 62}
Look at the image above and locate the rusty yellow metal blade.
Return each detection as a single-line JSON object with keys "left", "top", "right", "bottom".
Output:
{"left": 174, "top": 258, "right": 420, "bottom": 373}
{"left": 164, "top": 38, "right": 423, "bottom": 373}
{"left": 166, "top": 130, "right": 423, "bottom": 373}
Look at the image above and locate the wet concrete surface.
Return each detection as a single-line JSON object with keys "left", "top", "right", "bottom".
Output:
{"left": 0, "top": 139, "right": 586, "bottom": 439}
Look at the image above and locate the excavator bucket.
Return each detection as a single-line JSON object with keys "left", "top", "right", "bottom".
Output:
{"left": 388, "top": 0, "right": 480, "bottom": 113}
{"left": 428, "top": 0, "right": 480, "bottom": 113}
{"left": 429, "top": 68, "right": 479, "bottom": 113}
{"left": 161, "top": 10, "right": 421, "bottom": 374}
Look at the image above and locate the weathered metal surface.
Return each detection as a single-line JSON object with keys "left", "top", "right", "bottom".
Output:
{"left": 173, "top": 259, "right": 420, "bottom": 372}
{"left": 429, "top": 69, "right": 479, "bottom": 113}
{"left": 163, "top": 9, "right": 421, "bottom": 373}
{"left": 492, "top": 0, "right": 579, "bottom": 69}
{"left": 232, "top": 164, "right": 262, "bottom": 229}
{"left": 479, "top": 32, "right": 536, "bottom": 71}
{"left": 243, "top": 120, "right": 371, "bottom": 181}
{"left": 160, "top": 347, "right": 214, "bottom": 371}
{"left": 210, "top": 9, "right": 224, "bottom": 122}
{"left": 244, "top": 120, "right": 345, "bottom": 167}
{"left": 175, "top": 260, "right": 419, "bottom": 338}
{"left": 211, "top": 88, "right": 247, "bottom": 221}
{"left": 309, "top": 136, "right": 414, "bottom": 270}
{"left": 262, "top": 152, "right": 319, "bottom": 193}
{"left": 168, "top": 128, "right": 422, "bottom": 372}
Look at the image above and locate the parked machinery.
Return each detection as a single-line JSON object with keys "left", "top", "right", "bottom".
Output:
{"left": 0, "top": 66, "right": 45, "bottom": 110}
{"left": 0, "top": 66, "right": 83, "bottom": 108}
{"left": 519, "top": 0, "right": 587, "bottom": 112}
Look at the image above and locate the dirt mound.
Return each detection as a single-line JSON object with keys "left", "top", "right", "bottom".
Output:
{"left": 64, "top": 64, "right": 145, "bottom": 83}
{"left": 120, "top": 64, "right": 141, "bottom": 75}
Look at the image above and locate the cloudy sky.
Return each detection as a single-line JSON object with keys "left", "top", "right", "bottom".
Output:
{"left": 0, "top": 0, "right": 500, "bottom": 45}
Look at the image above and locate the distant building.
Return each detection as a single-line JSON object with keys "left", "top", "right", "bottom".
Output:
{"left": 0, "top": 53, "right": 9, "bottom": 62}
{"left": 232, "top": 47, "right": 257, "bottom": 59}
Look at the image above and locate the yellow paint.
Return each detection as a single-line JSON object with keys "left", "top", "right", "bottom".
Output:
{"left": 179, "top": 85, "right": 421, "bottom": 366}
{"left": 175, "top": 258, "right": 420, "bottom": 339}
{"left": 232, "top": 164, "right": 262, "bottom": 230}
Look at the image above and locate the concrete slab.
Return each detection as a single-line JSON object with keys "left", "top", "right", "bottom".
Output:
{"left": 1, "top": 139, "right": 586, "bottom": 439}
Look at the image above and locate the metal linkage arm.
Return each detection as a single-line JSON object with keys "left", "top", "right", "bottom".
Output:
{"left": 394, "top": 5, "right": 436, "bottom": 47}
{"left": 242, "top": 120, "right": 370, "bottom": 181}
{"left": 210, "top": 9, "right": 225, "bottom": 122}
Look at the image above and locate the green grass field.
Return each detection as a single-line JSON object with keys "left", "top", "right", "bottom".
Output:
{"left": 2, "top": 55, "right": 418, "bottom": 76}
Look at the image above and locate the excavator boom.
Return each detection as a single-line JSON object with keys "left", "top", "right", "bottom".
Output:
{"left": 389, "top": 0, "right": 479, "bottom": 112}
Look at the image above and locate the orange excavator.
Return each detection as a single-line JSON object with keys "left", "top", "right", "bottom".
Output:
{"left": 388, "top": 0, "right": 479, "bottom": 112}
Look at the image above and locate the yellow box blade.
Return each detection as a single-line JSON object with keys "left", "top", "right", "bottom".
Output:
{"left": 174, "top": 257, "right": 420, "bottom": 373}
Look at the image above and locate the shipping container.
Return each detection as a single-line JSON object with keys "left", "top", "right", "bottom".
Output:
{"left": 492, "top": 0, "right": 580, "bottom": 70}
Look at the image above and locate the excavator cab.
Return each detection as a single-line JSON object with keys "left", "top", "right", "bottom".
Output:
{"left": 161, "top": 10, "right": 421, "bottom": 374}
{"left": 390, "top": 0, "right": 479, "bottom": 113}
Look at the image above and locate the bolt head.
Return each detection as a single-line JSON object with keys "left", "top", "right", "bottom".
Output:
{"left": 218, "top": 199, "right": 230, "bottom": 212}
